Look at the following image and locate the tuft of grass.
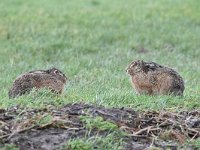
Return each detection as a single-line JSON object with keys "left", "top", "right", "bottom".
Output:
{"left": 36, "top": 114, "right": 54, "bottom": 127}
{"left": 62, "top": 132, "right": 124, "bottom": 150}
{"left": 0, "top": 144, "right": 19, "bottom": 150}
{"left": 63, "top": 138, "right": 93, "bottom": 150}
{"left": 79, "top": 116, "right": 118, "bottom": 131}
{"left": 62, "top": 116, "right": 125, "bottom": 149}
{"left": 185, "top": 138, "right": 200, "bottom": 149}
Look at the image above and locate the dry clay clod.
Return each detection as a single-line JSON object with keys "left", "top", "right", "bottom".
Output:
{"left": 126, "top": 60, "right": 184, "bottom": 96}
{"left": 8, "top": 68, "right": 67, "bottom": 98}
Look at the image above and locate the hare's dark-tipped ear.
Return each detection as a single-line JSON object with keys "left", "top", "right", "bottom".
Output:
{"left": 139, "top": 60, "right": 146, "bottom": 67}
{"left": 53, "top": 69, "right": 59, "bottom": 75}
{"left": 131, "top": 60, "right": 138, "bottom": 66}
{"left": 128, "top": 61, "right": 135, "bottom": 69}
{"left": 134, "top": 60, "right": 139, "bottom": 64}
{"left": 141, "top": 60, "right": 149, "bottom": 73}
{"left": 140, "top": 60, "right": 145, "bottom": 64}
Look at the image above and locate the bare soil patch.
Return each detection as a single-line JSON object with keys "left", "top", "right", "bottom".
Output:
{"left": 0, "top": 103, "right": 199, "bottom": 150}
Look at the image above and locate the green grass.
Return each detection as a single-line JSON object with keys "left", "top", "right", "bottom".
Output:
{"left": 0, "top": 0, "right": 199, "bottom": 110}
{"left": 79, "top": 116, "right": 118, "bottom": 131}
{"left": 0, "top": 144, "right": 19, "bottom": 150}
{"left": 62, "top": 116, "right": 124, "bottom": 150}
{"left": 62, "top": 133, "right": 124, "bottom": 150}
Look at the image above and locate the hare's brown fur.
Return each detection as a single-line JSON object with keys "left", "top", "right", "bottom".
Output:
{"left": 126, "top": 60, "right": 184, "bottom": 96}
{"left": 8, "top": 68, "right": 67, "bottom": 98}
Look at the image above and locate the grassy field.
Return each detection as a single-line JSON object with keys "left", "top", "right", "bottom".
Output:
{"left": 0, "top": 0, "right": 199, "bottom": 110}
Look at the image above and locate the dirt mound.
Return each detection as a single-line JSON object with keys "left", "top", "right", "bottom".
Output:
{"left": 0, "top": 103, "right": 199, "bottom": 150}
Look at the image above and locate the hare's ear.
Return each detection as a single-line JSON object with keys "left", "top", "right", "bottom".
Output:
{"left": 131, "top": 61, "right": 136, "bottom": 66}
{"left": 53, "top": 69, "right": 59, "bottom": 75}
{"left": 140, "top": 60, "right": 145, "bottom": 66}
{"left": 139, "top": 60, "right": 148, "bottom": 73}
{"left": 139, "top": 60, "right": 146, "bottom": 69}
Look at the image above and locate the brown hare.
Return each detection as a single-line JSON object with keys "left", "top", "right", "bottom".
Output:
{"left": 126, "top": 60, "right": 184, "bottom": 96}
{"left": 8, "top": 68, "right": 67, "bottom": 98}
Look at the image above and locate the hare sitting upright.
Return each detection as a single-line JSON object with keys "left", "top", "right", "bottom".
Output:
{"left": 8, "top": 68, "right": 67, "bottom": 98}
{"left": 126, "top": 60, "right": 184, "bottom": 96}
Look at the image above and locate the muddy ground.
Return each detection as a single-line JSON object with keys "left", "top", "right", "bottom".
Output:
{"left": 0, "top": 103, "right": 199, "bottom": 150}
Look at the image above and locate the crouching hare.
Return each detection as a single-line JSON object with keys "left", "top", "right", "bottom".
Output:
{"left": 9, "top": 68, "right": 67, "bottom": 98}
{"left": 126, "top": 60, "right": 184, "bottom": 96}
